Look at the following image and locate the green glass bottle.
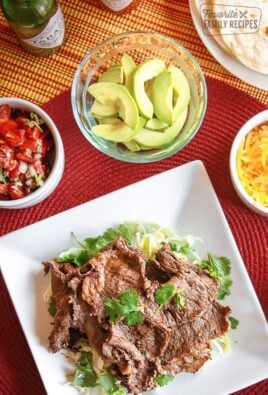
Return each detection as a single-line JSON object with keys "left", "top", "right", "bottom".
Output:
{"left": 1, "top": 0, "right": 65, "bottom": 56}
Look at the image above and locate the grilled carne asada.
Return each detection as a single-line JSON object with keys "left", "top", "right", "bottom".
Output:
{"left": 44, "top": 237, "right": 231, "bottom": 394}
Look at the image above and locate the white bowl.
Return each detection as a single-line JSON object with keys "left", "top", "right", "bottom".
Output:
{"left": 230, "top": 110, "right": 268, "bottom": 216}
{"left": 0, "top": 98, "right": 64, "bottom": 209}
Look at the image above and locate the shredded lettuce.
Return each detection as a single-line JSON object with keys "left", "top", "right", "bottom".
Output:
{"left": 212, "top": 334, "right": 231, "bottom": 356}
{"left": 57, "top": 221, "right": 204, "bottom": 267}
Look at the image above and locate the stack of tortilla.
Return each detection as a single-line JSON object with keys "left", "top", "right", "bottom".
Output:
{"left": 195, "top": 0, "right": 268, "bottom": 74}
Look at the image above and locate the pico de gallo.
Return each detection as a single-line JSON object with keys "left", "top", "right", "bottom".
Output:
{"left": 0, "top": 104, "right": 54, "bottom": 200}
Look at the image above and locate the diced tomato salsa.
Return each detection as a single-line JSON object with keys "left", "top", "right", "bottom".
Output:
{"left": 0, "top": 104, "right": 54, "bottom": 200}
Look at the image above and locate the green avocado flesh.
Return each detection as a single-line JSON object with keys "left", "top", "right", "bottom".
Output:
{"left": 134, "top": 107, "right": 188, "bottom": 148}
{"left": 98, "top": 117, "right": 121, "bottom": 124}
{"left": 152, "top": 69, "right": 173, "bottom": 125}
{"left": 88, "top": 82, "right": 139, "bottom": 129}
{"left": 88, "top": 55, "right": 191, "bottom": 150}
{"left": 145, "top": 118, "right": 168, "bottom": 130}
{"left": 90, "top": 100, "right": 118, "bottom": 118}
{"left": 133, "top": 59, "right": 165, "bottom": 119}
{"left": 169, "top": 65, "right": 190, "bottom": 122}
{"left": 92, "top": 121, "right": 137, "bottom": 143}
{"left": 98, "top": 66, "right": 124, "bottom": 83}
{"left": 121, "top": 54, "right": 136, "bottom": 92}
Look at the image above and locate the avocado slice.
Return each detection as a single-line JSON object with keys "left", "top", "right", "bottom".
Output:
{"left": 88, "top": 82, "right": 139, "bottom": 129}
{"left": 145, "top": 118, "right": 168, "bottom": 131}
{"left": 98, "top": 117, "right": 121, "bottom": 125}
{"left": 123, "top": 140, "right": 141, "bottom": 152}
{"left": 144, "top": 77, "right": 155, "bottom": 100}
{"left": 123, "top": 116, "right": 146, "bottom": 151}
{"left": 98, "top": 65, "right": 124, "bottom": 84}
{"left": 121, "top": 54, "right": 136, "bottom": 92}
{"left": 152, "top": 69, "right": 174, "bottom": 125}
{"left": 134, "top": 107, "right": 188, "bottom": 148}
{"left": 90, "top": 100, "right": 118, "bottom": 118}
{"left": 169, "top": 65, "right": 190, "bottom": 123}
{"left": 92, "top": 121, "right": 137, "bottom": 142}
{"left": 133, "top": 59, "right": 165, "bottom": 119}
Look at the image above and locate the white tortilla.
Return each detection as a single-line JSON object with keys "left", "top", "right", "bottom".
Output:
{"left": 195, "top": 0, "right": 268, "bottom": 75}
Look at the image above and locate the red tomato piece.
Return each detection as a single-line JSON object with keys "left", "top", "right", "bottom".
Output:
{"left": 26, "top": 125, "right": 40, "bottom": 140}
{"left": 21, "top": 138, "right": 39, "bottom": 152}
{"left": 0, "top": 105, "right": 11, "bottom": 124}
{"left": 9, "top": 164, "right": 20, "bottom": 179}
{"left": 15, "top": 152, "right": 34, "bottom": 164}
{"left": 0, "top": 183, "right": 8, "bottom": 195}
{"left": 5, "top": 159, "right": 18, "bottom": 172}
{"left": 15, "top": 128, "right": 26, "bottom": 144}
{"left": 2, "top": 130, "right": 22, "bottom": 147}
{"left": 0, "top": 120, "right": 17, "bottom": 133}
{"left": 7, "top": 184, "right": 26, "bottom": 199}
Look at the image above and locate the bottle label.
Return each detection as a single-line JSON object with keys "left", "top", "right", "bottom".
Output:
{"left": 21, "top": 7, "right": 65, "bottom": 49}
{"left": 101, "top": 0, "right": 133, "bottom": 11}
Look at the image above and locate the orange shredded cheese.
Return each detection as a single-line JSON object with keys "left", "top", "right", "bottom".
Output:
{"left": 236, "top": 122, "right": 268, "bottom": 207}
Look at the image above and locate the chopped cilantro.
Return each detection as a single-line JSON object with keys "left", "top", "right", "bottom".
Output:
{"left": 57, "top": 223, "right": 135, "bottom": 267}
{"left": 229, "top": 316, "right": 239, "bottom": 330}
{"left": 99, "top": 373, "right": 126, "bottom": 394}
{"left": 155, "top": 374, "right": 174, "bottom": 387}
{"left": 198, "top": 254, "right": 233, "bottom": 300}
{"left": 72, "top": 352, "right": 98, "bottom": 388}
{"left": 169, "top": 241, "right": 191, "bottom": 255}
{"left": 155, "top": 284, "right": 185, "bottom": 311}
{"left": 105, "top": 290, "right": 144, "bottom": 326}
{"left": 72, "top": 353, "right": 126, "bottom": 393}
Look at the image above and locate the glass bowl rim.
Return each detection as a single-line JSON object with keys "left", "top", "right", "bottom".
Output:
{"left": 71, "top": 30, "right": 207, "bottom": 163}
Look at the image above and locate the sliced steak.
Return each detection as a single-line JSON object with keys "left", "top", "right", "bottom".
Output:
{"left": 162, "top": 342, "right": 212, "bottom": 374}
{"left": 45, "top": 237, "right": 232, "bottom": 394}
{"left": 155, "top": 243, "right": 185, "bottom": 275}
{"left": 163, "top": 301, "right": 231, "bottom": 363}
{"left": 81, "top": 237, "right": 151, "bottom": 320}
{"left": 43, "top": 260, "right": 90, "bottom": 352}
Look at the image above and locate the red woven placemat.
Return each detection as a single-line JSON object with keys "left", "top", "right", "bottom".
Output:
{"left": 0, "top": 77, "right": 267, "bottom": 394}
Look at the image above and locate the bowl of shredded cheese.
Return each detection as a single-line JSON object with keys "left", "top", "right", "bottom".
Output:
{"left": 230, "top": 110, "right": 268, "bottom": 216}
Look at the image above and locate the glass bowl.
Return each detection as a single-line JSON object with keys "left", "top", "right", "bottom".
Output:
{"left": 71, "top": 31, "right": 207, "bottom": 163}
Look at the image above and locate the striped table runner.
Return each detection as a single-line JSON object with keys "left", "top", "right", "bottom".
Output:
{"left": 0, "top": 0, "right": 267, "bottom": 105}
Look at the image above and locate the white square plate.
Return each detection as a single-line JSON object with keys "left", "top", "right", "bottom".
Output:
{"left": 1, "top": 160, "right": 267, "bottom": 395}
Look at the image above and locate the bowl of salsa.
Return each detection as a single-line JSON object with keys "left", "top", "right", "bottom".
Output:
{"left": 0, "top": 98, "right": 64, "bottom": 209}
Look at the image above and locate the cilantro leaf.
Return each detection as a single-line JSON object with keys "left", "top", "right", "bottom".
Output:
{"left": 57, "top": 223, "right": 136, "bottom": 267}
{"left": 229, "top": 316, "right": 239, "bottom": 330}
{"left": 155, "top": 284, "right": 176, "bottom": 307}
{"left": 125, "top": 311, "right": 144, "bottom": 326}
{"left": 198, "top": 254, "right": 233, "bottom": 300}
{"left": 102, "top": 223, "right": 134, "bottom": 244}
{"left": 155, "top": 284, "right": 185, "bottom": 311}
{"left": 57, "top": 247, "right": 91, "bottom": 267}
{"left": 99, "top": 373, "right": 126, "bottom": 394}
{"left": 72, "top": 352, "right": 98, "bottom": 388}
{"left": 155, "top": 374, "right": 174, "bottom": 387}
{"left": 169, "top": 241, "right": 191, "bottom": 255}
{"left": 105, "top": 290, "right": 144, "bottom": 326}
{"left": 48, "top": 296, "right": 56, "bottom": 317}
{"left": 72, "top": 354, "right": 126, "bottom": 393}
